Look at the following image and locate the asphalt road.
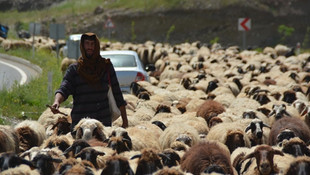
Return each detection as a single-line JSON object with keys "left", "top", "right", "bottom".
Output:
{"left": 0, "top": 55, "right": 40, "bottom": 90}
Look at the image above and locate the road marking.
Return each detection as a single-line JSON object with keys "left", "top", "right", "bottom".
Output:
{"left": 0, "top": 60, "right": 27, "bottom": 85}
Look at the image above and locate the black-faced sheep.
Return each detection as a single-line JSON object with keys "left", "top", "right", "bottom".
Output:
{"left": 245, "top": 118, "right": 271, "bottom": 146}
{"left": 100, "top": 155, "right": 134, "bottom": 175}
{"left": 268, "top": 104, "right": 292, "bottom": 120}
{"left": 130, "top": 148, "right": 166, "bottom": 175}
{"left": 74, "top": 147, "right": 106, "bottom": 169}
{"left": 268, "top": 117, "right": 310, "bottom": 146}
{"left": 0, "top": 152, "right": 35, "bottom": 172}
{"left": 180, "top": 141, "right": 235, "bottom": 175}
{"left": 0, "top": 125, "right": 20, "bottom": 153}
{"left": 31, "top": 153, "right": 62, "bottom": 175}
{"left": 40, "top": 134, "right": 74, "bottom": 152}
{"left": 63, "top": 139, "right": 91, "bottom": 158}
{"left": 72, "top": 118, "right": 107, "bottom": 141}
{"left": 106, "top": 136, "right": 132, "bottom": 154}
{"left": 50, "top": 116, "right": 72, "bottom": 136}
{"left": 14, "top": 120, "right": 47, "bottom": 152}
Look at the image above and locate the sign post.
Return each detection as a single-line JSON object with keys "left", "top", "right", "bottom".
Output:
{"left": 29, "top": 23, "right": 41, "bottom": 59}
{"left": 50, "top": 23, "right": 65, "bottom": 62}
{"left": 104, "top": 17, "right": 115, "bottom": 39}
{"left": 238, "top": 18, "right": 251, "bottom": 50}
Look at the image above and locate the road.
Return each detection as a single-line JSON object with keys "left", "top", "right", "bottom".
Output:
{"left": 0, "top": 54, "right": 41, "bottom": 90}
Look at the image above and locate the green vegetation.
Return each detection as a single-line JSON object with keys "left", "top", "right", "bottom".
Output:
{"left": 131, "top": 21, "right": 137, "bottom": 42}
{"left": 278, "top": 24, "right": 295, "bottom": 43}
{"left": 302, "top": 26, "right": 310, "bottom": 49}
{"left": 0, "top": 48, "right": 72, "bottom": 124}
{"left": 210, "top": 37, "right": 219, "bottom": 45}
{"left": 165, "top": 25, "right": 175, "bottom": 42}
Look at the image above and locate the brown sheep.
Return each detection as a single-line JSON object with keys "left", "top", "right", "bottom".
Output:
{"left": 100, "top": 155, "right": 134, "bottom": 175}
{"left": 180, "top": 141, "right": 235, "bottom": 175}
{"left": 0, "top": 125, "right": 20, "bottom": 153}
{"left": 285, "top": 156, "right": 310, "bottom": 175}
{"left": 241, "top": 144, "right": 284, "bottom": 175}
{"left": 281, "top": 137, "right": 310, "bottom": 157}
{"left": 196, "top": 100, "right": 225, "bottom": 125}
{"left": 268, "top": 117, "right": 310, "bottom": 146}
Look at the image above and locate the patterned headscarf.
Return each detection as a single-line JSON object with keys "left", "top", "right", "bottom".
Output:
{"left": 77, "top": 33, "right": 108, "bottom": 85}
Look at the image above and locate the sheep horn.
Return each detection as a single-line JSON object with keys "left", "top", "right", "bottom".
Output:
{"left": 268, "top": 111, "right": 275, "bottom": 117}
{"left": 262, "top": 123, "right": 271, "bottom": 128}
{"left": 158, "top": 153, "right": 170, "bottom": 160}
{"left": 130, "top": 154, "right": 142, "bottom": 160}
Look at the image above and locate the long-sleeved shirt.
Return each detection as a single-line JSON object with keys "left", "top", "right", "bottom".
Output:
{"left": 55, "top": 62, "right": 127, "bottom": 127}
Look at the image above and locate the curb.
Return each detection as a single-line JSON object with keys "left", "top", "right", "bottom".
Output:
{"left": 0, "top": 53, "right": 42, "bottom": 74}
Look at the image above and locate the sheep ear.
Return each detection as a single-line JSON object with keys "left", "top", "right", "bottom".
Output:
{"left": 268, "top": 111, "right": 275, "bottom": 117}
{"left": 103, "top": 138, "right": 110, "bottom": 143}
{"left": 95, "top": 150, "right": 106, "bottom": 156}
{"left": 51, "top": 122, "right": 59, "bottom": 130}
{"left": 63, "top": 146, "right": 73, "bottom": 155}
{"left": 284, "top": 111, "right": 291, "bottom": 117}
{"left": 21, "top": 159, "right": 36, "bottom": 169}
{"left": 245, "top": 124, "right": 251, "bottom": 132}
{"left": 262, "top": 123, "right": 271, "bottom": 129}
{"left": 273, "top": 149, "right": 284, "bottom": 156}
{"left": 71, "top": 130, "right": 77, "bottom": 139}
{"left": 130, "top": 154, "right": 141, "bottom": 160}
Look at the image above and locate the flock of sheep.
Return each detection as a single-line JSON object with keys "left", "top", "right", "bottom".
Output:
{"left": 1, "top": 36, "right": 310, "bottom": 175}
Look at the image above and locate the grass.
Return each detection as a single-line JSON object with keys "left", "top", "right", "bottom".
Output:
{"left": 0, "top": 47, "right": 72, "bottom": 124}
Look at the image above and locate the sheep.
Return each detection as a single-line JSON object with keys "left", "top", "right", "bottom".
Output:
{"left": 74, "top": 147, "right": 106, "bottom": 169}
{"left": 106, "top": 136, "right": 132, "bottom": 153}
{"left": 196, "top": 99, "right": 225, "bottom": 125}
{"left": 285, "top": 156, "right": 310, "bottom": 175}
{"left": 49, "top": 116, "right": 72, "bottom": 136}
{"left": 281, "top": 137, "right": 310, "bottom": 157}
{"left": 159, "top": 122, "right": 200, "bottom": 150}
{"left": 55, "top": 158, "right": 96, "bottom": 175}
{"left": 160, "top": 148, "right": 181, "bottom": 168}
{"left": 14, "top": 120, "right": 47, "bottom": 152}
{"left": 72, "top": 118, "right": 107, "bottom": 141}
{"left": 100, "top": 155, "right": 134, "bottom": 175}
{"left": 268, "top": 117, "right": 310, "bottom": 146}
{"left": 63, "top": 139, "right": 91, "bottom": 158}
{"left": 126, "top": 123, "right": 162, "bottom": 151}
{"left": 0, "top": 152, "right": 35, "bottom": 172}
{"left": 244, "top": 118, "right": 271, "bottom": 146}
{"left": 130, "top": 148, "right": 167, "bottom": 175}
{"left": 0, "top": 125, "right": 20, "bottom": 153}
{"left": 40, "top": 134, "right": 74, "bottom": 152}
{"left": 0, "top": 164, "right": 40, "bottom": 175}
{"left": 180, "top": 140, "right": 235, "bottom": 175}
{"left": 206, "top": 121, "right": 251, "bottom": 153}
{"left": 31, "top": 153, "right": 62, "bottom": 175}
{"left": 241, "top": 144, "right": 284, "bottom": 175}
{"left": 60, "top": 57, "right": 77, "bottom": 74}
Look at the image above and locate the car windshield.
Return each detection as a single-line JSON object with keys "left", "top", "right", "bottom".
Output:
{"left": 102, "top": 54, "right": 137, "bottom": 67}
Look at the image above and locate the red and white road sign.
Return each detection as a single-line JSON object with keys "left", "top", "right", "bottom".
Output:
{"left": 105, "top": 18, "right": 115, "bottom": 28}
{"left": 238, "top": 18, "right": 251, "bottom": 31}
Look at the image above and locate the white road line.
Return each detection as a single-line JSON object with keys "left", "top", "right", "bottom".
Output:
{"left": 0, "top": 60, "right": 27, "bottom": 85}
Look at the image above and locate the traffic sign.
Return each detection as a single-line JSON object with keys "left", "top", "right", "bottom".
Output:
{"left": 105, "top": 18, "right": 115, "bottom": 28}
{"left": 238, "top": 18, "right": 251, "bottom": 31}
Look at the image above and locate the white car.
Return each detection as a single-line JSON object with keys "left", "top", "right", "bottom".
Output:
{"left": 100, "top": 50, "right": 150, "bottom": 93}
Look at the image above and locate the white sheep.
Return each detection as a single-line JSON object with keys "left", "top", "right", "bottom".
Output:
{"left": 72, "top": 118, "right": 107, "bottom": 141}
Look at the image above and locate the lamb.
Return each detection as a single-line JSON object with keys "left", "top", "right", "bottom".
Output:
{"left": 72, "top": 118, "right": 107, "bottom": 141}
{"left": 268, "top": 117, "right": 310, "bottom": 146}
{"left": 180, "top": 140, "right": 235, "bottom": 175}
{"left": 14, "top": 120, "right": 47, "bottom": 152}
{"left": 0, "top": 125, "right": 20, "bottom": 153}
{"left": 159, "top": 122, "right": 200, "bottom": 150}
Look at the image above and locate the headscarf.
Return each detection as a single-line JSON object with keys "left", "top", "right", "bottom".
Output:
{"left": 77, "top": 33, "right": 109, "bottom": 85}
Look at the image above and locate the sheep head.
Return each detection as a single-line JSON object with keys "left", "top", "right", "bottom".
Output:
{"left": 268, "top": 104, "right": 291, "bottom": 120}
{"left": 242, "top": 145, "right": 284, "bottom": 175}
{"left": 245, "top": 118, "right": 270, "bottom": 140}
{"left": 282, "top": 137, "right": 310, "bottom": 157}
{"left": 106, "top": 136, "right": 132, "bottom": 153}
{"left": 72, "top": 118, "right": 106, "bottom": 141}
{"left": 225, "top": 129, "right": 246, "bottom": 153}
